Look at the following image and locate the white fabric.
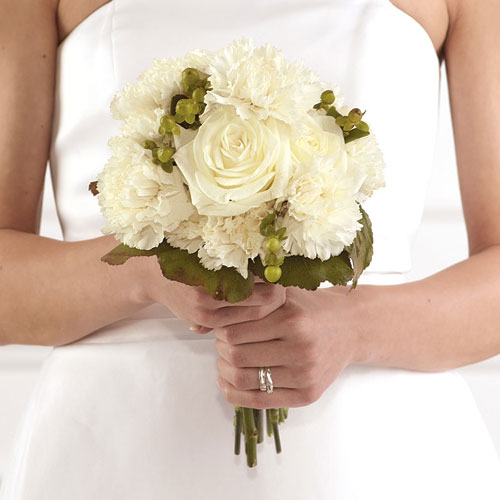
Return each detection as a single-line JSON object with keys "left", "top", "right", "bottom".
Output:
{"left": 2, "top": 0, "right": 500, "bottom": 498}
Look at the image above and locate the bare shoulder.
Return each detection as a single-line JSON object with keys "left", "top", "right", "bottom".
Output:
{"left": 0, "top": 0, "right": 60, "bottom": 233}
{"left": 443, "top": 0, "right": 500, "bottom": 255}
{"left": 56, "top": 0, "right": 111, "bottom": 44}
{"left": 389, "top": 0, "right": 449, "bottom": 59}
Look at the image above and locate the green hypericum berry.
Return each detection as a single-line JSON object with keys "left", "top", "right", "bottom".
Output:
{"left": 357, "top": 120, "right": 370, "bottom": 132}
{"left": 265, "top": 237, "right": 280, "bottom": 254}
{"left": 159, "top": 116, "right": 181, "bottom": 136}
{"left": 142, "top": 140, "right": 157, "bottom": 150}
{"left": 175, "top": 99, "right": 190, "bottom": 115}
{"left": 160, "top": 161, "right": 174, "bottom": 173}
{"left": 174, "top": 99, "right": 199, "bottom": 125}
{"left": 348, "top": 108, "right": 364, "bottom": 123}
{"left": 259, "top": 213, "right": 276, "bottom": 235}
{"left": 192, "top": 87, "right": 206, "bottom": 103}
{"left": 182, "top": 68, "right": 200, "bottom": 91}
{"left": 264, "top": 265, "right": 282, "bottom": 283}
{"left": 321, "top": 90, "right": 335, "bottom": 105}
{"left": 275, "top": 227, "right": 287, "bottom": 239}
{"left": 160, "top": 115, "right": 179, "bottom": 132}
{"left": 336, "top": 116, "right": 349, "bottom": 127}
{"left": 265, "top": 253, "right": 279, "bottom": 266}
{"left": 156, "top": 146, "right": 174, "bottom": 163}
{"left": 173, "top": 113, "right": 186, "bottom": 124}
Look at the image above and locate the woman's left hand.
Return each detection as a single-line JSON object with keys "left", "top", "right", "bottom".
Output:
{"left": 213, "top": 285, "right": 361, "bottom": 409}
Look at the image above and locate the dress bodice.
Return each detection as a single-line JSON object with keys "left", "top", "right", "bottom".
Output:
{"left": 49, "top": 0, "right": 440, "bottom": 282}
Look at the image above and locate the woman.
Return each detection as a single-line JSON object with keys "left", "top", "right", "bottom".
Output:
{"left": 1, "top": 0, "right": 499, "bottom": 498}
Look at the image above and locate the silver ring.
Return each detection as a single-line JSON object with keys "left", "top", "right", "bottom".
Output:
{"left": 265, "top": 367, "right": 274, "bottom": 394}
{"left": 258, "top": 367, "right": 267, "bottom": 392}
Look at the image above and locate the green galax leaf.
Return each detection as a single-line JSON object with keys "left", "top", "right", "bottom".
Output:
{"left": 155, "top": 242, "right": 254, "bottom": 303}
{"left": 102, "top": 241, "right": 254, "bottom": 303}
{"left": 101, "top": 243, "right": 158, "bottom": 265}
{"left": 249, "top": 251, "right": 353, "bottom": 291}
{"left": 347, "top": 205, "right": 374, "bottom": 289}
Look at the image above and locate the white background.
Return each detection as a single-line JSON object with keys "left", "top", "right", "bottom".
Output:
{"left": 1, "top": 66, "right": 499, "bottom": 483}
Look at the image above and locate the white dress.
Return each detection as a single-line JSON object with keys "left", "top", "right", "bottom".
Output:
{"left": 2, "top": 0, "right": 500, "bottom": 498}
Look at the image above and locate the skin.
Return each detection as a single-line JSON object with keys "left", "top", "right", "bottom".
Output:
{"left": 1, "top": 0, "right": 499, "bottom": 412}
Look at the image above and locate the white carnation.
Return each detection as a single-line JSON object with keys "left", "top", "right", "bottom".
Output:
{"left": 166, "top": 212, "right": 207, "bottom": 254}
{"left": 110, "top": 53, "right": 211, "bottom": 122}
{"left": 97, "top": 135, "right": 194, "bottom": 250}
{"left": 346, "top": 134, "right": 386, "bottom": 202}
{"left": 282, "top": 155, "right": 364, "bottom": 260}
{"left": 203, "top": 38, "right": 324, "bottom": 126}
{"left": 197, "top": 204, "right": 271, "bottom": 278}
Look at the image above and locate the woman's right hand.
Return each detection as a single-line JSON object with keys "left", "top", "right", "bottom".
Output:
{"left": 140, "top": 255, "right": 286, "bottom": 332}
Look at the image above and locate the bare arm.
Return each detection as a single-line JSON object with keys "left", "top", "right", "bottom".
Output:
{"left": 214, "top": 0, "right": 500, "bottom": 407}
{"left": 352, "top": 0, "right": 500, "bottom": 371}
{"left": 0, "top": 0, "right": 152, "bottom": 346}
{"left": 0, "top": 1, "right": 286, "bottom": 348}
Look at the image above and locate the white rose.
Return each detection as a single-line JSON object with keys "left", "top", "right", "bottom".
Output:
{"left": 174, "top": 106, "right": 292, "bottom": 216}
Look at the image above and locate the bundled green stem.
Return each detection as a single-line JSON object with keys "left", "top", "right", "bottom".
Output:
{"left": 242, "top": 408, "right": 258, "bottom": 467}
{"left": 233, "top": 406, "right": 288, "bottom": 467}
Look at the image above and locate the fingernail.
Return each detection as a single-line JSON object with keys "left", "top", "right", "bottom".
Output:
{"left": 216, "top": 378, "right": 223, "bottom": 390}
{"left": 189, "top": 325, "right": 200, "bottom": 332}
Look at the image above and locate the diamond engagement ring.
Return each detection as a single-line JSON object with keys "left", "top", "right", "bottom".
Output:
{"left": 258, "top": 367, "right": 274, "bottom": 394}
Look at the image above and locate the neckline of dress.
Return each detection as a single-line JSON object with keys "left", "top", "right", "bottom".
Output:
{"left": 57, "top": 1, "right": 113, "bottom": 51}
{"left": 57, "top": 0, "right": 440, "bottom": 68}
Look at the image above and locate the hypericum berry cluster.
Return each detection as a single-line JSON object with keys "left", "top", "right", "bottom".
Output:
{"left": 142, "top": 67, "right": 212, "bottom": 173}
{"left": 314, "top": 90, "right": 370, "bottom": 144}
{"left": 259, "top": 212, "right": 287, "bottom": 283}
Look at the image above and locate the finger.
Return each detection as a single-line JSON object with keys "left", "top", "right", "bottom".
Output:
{"left": 215, "top": 338, "right": 300, "bottom": 368}
{"left": 189, "top": 324, "right": 212, "bottom": 334}
{"left": 216, "top": 356, "right": 309, "bottom": 390}
{"left": 193, "top": 296, "right": 282, "bottom": 329}
{"left": 210, "top": 300, "right": 282, "bottom": 328}
{"left": 217, "top": 377, "right": 321, "bottom": 410}
{"left": 214, "top": 304, "right": 290, "bottom": 344}
{"left": 221, "top": 282, "right": 285, "bottom": 308}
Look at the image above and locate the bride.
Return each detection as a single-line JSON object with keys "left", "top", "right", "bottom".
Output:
{"left": 1, "top": 0, "right": 500, "bottom": 498}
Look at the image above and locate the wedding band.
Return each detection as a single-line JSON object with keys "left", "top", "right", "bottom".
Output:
{"left": 258, "top": 367, "right": 267, "bottom": 392}
{"left": 265, "top": 367, "right": 274, "bottom": 394}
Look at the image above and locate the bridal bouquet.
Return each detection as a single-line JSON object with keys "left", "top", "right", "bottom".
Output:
{"left": 90, "top": 38, "right": 385, "bottom": 467}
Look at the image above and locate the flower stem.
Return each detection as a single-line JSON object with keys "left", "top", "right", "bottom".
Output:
{"left": 270, "top": 408, "right": 282, "bottom": 454}
{"left": 266, "top": 409, "right": 274, "bottom": 437}
{"left": 242, "top": 407, "right": 258, "bottom": 467}
{"left": 272, "top": 421, "right": 282, "bottom": 453}
{"left": 254, "top": 409, "right": 264, "bottom": 443}
{"left": 234, "top": 406, "right": 242, "bottom": 455}
{"left": 279, "top": 408, "right": 285, "bottom": 423}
